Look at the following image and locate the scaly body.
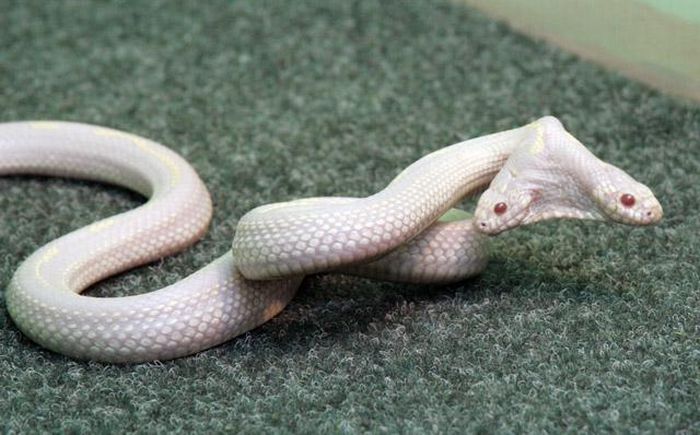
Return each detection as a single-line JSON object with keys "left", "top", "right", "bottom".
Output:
{"left": 1, "top": 117, "right": 661, "bottom": 362}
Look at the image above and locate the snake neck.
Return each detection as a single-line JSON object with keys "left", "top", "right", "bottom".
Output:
{"left": 381, "top": 124, "right": 531, "bottom": 204}
{"left": 233, "top": 123, "right": 533, "bottom": 280}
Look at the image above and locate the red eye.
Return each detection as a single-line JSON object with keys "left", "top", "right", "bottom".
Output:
{"left": 494, "top": 202, "right": 508, "bottom": 215}
{"left": 620, "top": 193, "right": 636, "bottom": 207}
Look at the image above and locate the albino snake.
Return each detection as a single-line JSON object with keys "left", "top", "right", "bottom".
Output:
{"left": 1, "top": 116, "right": 662, "bottom": 363}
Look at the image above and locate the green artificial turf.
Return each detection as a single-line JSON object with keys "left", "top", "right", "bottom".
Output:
{"left": 1, "top": 0, "right": 698, "bottom": 432}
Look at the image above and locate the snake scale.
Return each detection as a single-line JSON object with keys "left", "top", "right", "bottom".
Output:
{"left": 1, "top": 116, "right": 662, "bottom": 362}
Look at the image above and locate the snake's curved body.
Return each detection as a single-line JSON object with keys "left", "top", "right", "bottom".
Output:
{"left": 1, "top": 118, "right": 662, "bottom": 362}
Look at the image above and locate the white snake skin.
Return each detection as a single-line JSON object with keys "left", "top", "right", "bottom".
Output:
{"left": 1, "top": 117, "right": 662, "bottom": 362}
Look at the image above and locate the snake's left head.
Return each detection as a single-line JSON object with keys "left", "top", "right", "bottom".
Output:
{"left": 473, "top": 166, "right": 540, "bottom": 235}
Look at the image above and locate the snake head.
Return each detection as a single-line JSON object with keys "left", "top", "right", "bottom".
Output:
{"left": 590, "top": 163, "right": 663, "bottom": 226}
{"left": 474, "top": 116, "right": 663, "bottom": 235}
{"left": 473, "top": 166, "right": 540, "bottom": 235}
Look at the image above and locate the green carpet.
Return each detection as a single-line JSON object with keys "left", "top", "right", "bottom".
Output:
{"left": 1, "top": 0, "right": 698, "bottom": 432}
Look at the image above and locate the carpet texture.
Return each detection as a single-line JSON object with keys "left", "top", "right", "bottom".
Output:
{"left": 1, "top": 0, "right": 698, "bottom": 432}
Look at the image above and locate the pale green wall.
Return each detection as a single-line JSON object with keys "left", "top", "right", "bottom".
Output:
{"left": 459, "top": 0, "right": 700, "bottom": 102}
{"left": 640, "top": 0, "right": 700, "bottom": 24}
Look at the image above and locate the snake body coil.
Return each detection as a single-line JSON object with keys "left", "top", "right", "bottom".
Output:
{"left": 1, "top": 118, "right": 662, "bottom": 362}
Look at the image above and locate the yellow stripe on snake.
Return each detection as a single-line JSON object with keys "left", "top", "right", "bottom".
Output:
{"left": 1, "top": 117, "right": 662, "bottom": 362}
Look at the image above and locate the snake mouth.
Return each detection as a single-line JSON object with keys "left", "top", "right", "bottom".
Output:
{"left": 640, "top": 206, "right": 663, "bottom": 225}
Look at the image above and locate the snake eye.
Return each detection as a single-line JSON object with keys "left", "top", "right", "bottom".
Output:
{"left": 620, "top": 193, "right": 635, "bottom": 207}
{"left": 494, "top": 202, "right": 508, "bottom": 215}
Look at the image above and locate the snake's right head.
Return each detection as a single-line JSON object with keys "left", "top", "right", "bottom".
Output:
{"left": 589, "top": 163, "right": 663, "bottom": 226}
